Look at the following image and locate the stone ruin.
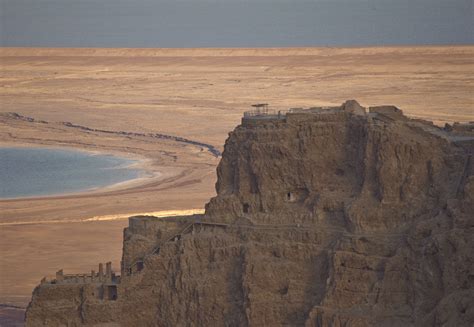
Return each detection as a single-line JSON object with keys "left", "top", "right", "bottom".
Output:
{"left": 40, "top": 262, "right": 119, "bottom": 301}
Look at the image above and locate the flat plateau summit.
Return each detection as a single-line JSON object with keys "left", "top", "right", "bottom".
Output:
{"left": 26, "top": 101, "right": 473, "bottom": 326}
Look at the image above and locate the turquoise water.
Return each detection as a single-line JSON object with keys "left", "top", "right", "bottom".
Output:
{"left": 0, "top": 147, "right": 142, "bottom": 199}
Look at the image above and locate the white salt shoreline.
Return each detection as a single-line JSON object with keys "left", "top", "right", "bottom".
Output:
{"left": 0, "top": 209, "right": 205, "bottom": 226}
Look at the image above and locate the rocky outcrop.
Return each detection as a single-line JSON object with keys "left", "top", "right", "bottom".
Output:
{"left": 25, "top": 101, "right": 474, "bottom": 326}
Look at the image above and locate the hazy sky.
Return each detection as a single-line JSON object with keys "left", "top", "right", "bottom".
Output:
{"left": 1, "top": 0, "right": 473, "bottom": 47}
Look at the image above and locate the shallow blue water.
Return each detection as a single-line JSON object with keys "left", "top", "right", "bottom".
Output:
{"left": 0, "top": 147, "right": 142, "bottom": 199}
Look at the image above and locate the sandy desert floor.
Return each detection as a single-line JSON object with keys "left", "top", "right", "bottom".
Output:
{"left": 0, "top": 46, "right": 473, "bottom": 318}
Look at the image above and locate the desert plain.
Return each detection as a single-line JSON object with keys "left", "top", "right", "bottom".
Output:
{"left": 0, "top": 46, "right": 473, "bottom": 322}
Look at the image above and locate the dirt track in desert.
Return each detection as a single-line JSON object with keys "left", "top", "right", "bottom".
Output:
{"left": 0, "top": 46, "right": 473, "bottom": 310}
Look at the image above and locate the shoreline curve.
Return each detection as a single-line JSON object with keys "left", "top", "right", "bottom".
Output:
{"left": 0, "top": 144, "right": 161, "bottom": 202}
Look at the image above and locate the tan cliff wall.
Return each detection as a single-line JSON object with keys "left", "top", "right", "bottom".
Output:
{"left": 121, "top": 215, "right": 201, "bottom": 275}
{"left": 25, "top": 101, "right": 474, "bottom": 326}
{"left": 205, "top": 102, "right": 463, "bottom": 232}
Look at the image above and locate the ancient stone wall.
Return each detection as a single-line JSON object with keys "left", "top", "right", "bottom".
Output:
{"left": 122, "top": 215, "right": 199, "bottom": 275}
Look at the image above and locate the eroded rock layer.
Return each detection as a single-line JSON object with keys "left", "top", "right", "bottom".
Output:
{"left": 25, "top": 101, "right": 474, "bottom": 326}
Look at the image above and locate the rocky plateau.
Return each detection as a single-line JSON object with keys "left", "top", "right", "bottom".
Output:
{"left": 25, "top": 101, "right": 474, "bottom": 326}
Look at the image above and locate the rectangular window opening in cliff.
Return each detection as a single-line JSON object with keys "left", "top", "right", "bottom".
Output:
{"left": 243, "top": 203, "right": 250, "bottom": 213}
{"left": 137, "top": 261, "right": 144, "bottom": 272}
{"left": 286, "top": 188, "right": 309, "bottom": 203}
{"left": 107, "top": 285, "right": 118, "bottom": 300}
{"left": 287, "top": 192, "right": 294, "bottom": 202}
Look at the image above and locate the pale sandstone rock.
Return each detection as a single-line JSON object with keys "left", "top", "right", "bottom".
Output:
{"left": 25, "top": 101, "right": 474, "bottom": 326}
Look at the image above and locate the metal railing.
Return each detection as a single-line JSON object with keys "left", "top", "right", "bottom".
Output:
{"left": 243, "top": 108, "right": 292, "bottom": 118}
{"left": 243, "top": 107, "right": 331, "bottom": 118}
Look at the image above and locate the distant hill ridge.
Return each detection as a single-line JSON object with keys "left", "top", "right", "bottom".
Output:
{"left": 2, "top": 46, "right": 473, "bottom": 58}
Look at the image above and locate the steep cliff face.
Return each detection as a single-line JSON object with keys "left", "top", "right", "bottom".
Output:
{"left": 206, "top": 103, "right": 462, "bottom": 231}
{"left": 25, "top": 101, "right": 474, "bottom": 326}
